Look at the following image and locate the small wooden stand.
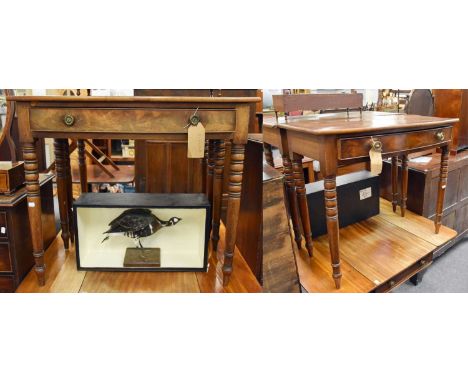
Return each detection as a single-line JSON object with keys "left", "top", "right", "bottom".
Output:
{"left": 124, "top": 248, "right": 161, "bottom": 268}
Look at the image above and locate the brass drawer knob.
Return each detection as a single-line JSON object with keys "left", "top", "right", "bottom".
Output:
{"left": 389, "top": 280, "right": 396, "bottom": 287}
{"left": 421, "top": 259, "right": 427, "bottom": 266}
{"left": 64, "top": 114, "right": 75, "bottom": 127}
{"left": 435, "top": 131, "right": 445, "bottom": 141}
{"left": 371, "top": 140, "right": 382, "bottom": 151}
{"left": 189, "top": 114, "right": 201, "bottom": 126}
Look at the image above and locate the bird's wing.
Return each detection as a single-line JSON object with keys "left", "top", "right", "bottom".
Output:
{"left": 113, "top": 214, "right": 152, "bottom": 232}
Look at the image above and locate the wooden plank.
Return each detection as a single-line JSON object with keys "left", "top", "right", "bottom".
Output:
{"left": 273, "top": 93, "right": 363, "bottom": 113}
{"left": 48, "top": 248, "right": 86, "bottom": 292}
{"left": 379, "top": 199, "right": 457, "bottom": 246}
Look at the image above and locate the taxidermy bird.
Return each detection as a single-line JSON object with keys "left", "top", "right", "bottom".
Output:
{"left": 101, "top": 209, "right": 181, "bottom": 248}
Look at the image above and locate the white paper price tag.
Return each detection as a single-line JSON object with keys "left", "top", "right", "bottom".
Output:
{"left": 28, "top": 202, "right": 35, "bottom": 208}
{"left": 0, "top": 227, "right": 5, "bottom": 234}
{"left": 359, "top": 187, "right": 372, "bottom": 200}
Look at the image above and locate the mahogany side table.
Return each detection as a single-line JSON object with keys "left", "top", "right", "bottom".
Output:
{"left": 264, "top": 111, "right": 458, "bottom": 289}
{"left": 8, "top": 95, "right": 259, "bottom": 287}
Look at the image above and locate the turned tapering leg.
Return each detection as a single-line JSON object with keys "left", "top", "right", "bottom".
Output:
{"left": 206, "top": 140, "right": 215, "bottom": 208}
{"left": 54, "top": 139, "right": 71, "bottom": 249}
{"left": 400, "top": 154, "right": 409, "bottom": 217}
{"left": 435, "top": 145, "right": 449, "bottom": 234}
{"left": 23, "top": 141, "right": 46, "bottom": 286}
{"left": 263, "top": 143, "right": 275, "bottom": 167}
{"left": 64, "top": 140, "right": 75, "bottom": 243}
{"left": 324, "top": 175, "right": 342, "bottom": 289}
{"left": 292, "top": 153, "right": 313, "bottom": 257}
{"left": 391, "top": 156, "right": 399, "bottom": 213}
{"left": 201, "top": 140, "right": 208, "bottom": 194}
{"left": 222, "top": 143, "right": 245, "bottom": 286}
{"left": 282, "top": 152, "right": 302, "bottom": 250}
{"left": 77, "top": 139, "right": 88, "bottom": 193}
{"left": 211, "top": 140, "right": 225, "bottom": 251}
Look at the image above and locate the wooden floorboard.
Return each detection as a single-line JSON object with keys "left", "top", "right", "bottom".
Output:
{"left": 16, "top": 223, "right": 261, "bottom": 293}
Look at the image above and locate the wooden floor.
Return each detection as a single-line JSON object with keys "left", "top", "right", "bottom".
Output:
{"left": 295, "top": 198, "right": 457, "bottom": 293}
{"left": 17, "top": 223, "right": 262, "bottom": 293}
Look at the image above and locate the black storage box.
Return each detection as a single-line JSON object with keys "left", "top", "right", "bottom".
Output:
{"left": 306, "top": 171, "right": 379, "bottom": 238}
{"left": 73, "top": 193, "right": 211, "bottom": 272}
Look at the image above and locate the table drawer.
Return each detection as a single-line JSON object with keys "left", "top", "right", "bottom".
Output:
{"left": 30, "top": 108, "right": 236, "bottom": 135}
{"left": 0, "top": 242, "right": 12, "bottom": 272}
{"left": 371, "top": 253, "right": 432, "bottom": 293}
{"left": 0, "top": 212, "right": 7, "bottom": 239}
{"left": 338, "top": 126, "right": 452, "bottom": 160}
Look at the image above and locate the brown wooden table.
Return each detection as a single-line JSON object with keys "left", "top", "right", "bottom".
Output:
{"left": 263, "top": 111, "right": 458, "bottom": 289}
{"left": 8, "top": 95, "right": 260, "bottom": 287}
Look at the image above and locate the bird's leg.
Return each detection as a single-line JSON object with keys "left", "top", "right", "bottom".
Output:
{"left": 138, "top": 238, "right": 143, "bottom": 249}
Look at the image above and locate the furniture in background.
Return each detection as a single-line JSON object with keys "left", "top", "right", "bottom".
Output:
{"left": 264, "top": 94, "right": 457, "bottom": 289}
{"left": 381, "top": 150, "right": 468, "bottom": 255}
{"left": 0, "top": 174, "right": 56, "bottom": 292}
{"left": 10, "top": 95, "right": 259, "bottom": 288}
{"left": 433, "top": 89, "right": 468, "bottom": 155}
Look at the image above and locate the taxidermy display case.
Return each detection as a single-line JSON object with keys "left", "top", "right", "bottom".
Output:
{"left": 73, "top": 193, "right": 211, "bottom": 271}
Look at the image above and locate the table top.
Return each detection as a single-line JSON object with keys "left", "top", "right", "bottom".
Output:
{"left": 7, "top": 95, "right": 261, "bottom": 105}
{"left": 264, "top": 111, "right": 459, "bottom": 136}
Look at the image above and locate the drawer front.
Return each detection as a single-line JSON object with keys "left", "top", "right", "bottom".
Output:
{"left": 0, "top": 242, "right": 12, "bottom": 272}
{"left": 0, "top": 212, "right": 7, "bottom": 239}
{"left": 30, "top": 108, "right": 236, "bottom": 134}
{"left": 0, "top": 276, "right": 16, "bottom": 292}
{"left": 372, "top": 253, "right": 432, "bottom": 293}
{"left": 338, "top": 126, "right": 452, "bottom": 160}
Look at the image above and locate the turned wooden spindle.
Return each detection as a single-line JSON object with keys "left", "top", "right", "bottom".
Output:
{"left": 77, "top": 139, "right": 88, "bottom": 193}
{"left": 435, "top": 145, "right": 449, "bottom": 234}
{"left": 324, "top": 176, "right": 342, "bottom": 289}
{"left": 282, "top": 152, "right": 302, "bottom": 249}
{"left": 211, "top": 139, "right": 225, "bottom": 251}
{"left": 206, "top": 140, "right": 216, "bottom": 208}
{"left": 64, "top": 140, "right": 75, "bottom": 243}
{"left": 400, "top": 154, "right": 409, "bottom": 217}
{"left": 54, "top": 139, "right": 71, "bottom": 249}
{"left": 391, "top": 156, "right": 399, "bottom": 213}
{"left": 222, "top": 143, "right": 245, "bottom": 286}
{"left": 23, "top": 141, "right": 46, "bottom": 285}
{"left": 263, "top": 143, "right": 275, "bottom": 167}
{"left": 292, "top": 153, "right": 313, "bottom": 257}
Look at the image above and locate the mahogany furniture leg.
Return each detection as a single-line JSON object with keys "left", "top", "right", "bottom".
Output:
{"left": 263, "top": 143, "right": 275, "bottom": 167}
{"left": 282, "top": 152, "right": 302, "bottom": 250}
{"left": 400, "top": 154, "right": 409, "bottom": 217}
{"left": 211, "top": 140, "right": 225, "bottom": 251}
{"left": 54, "top": 139, "right": 71, "bottom": 250}
{"left": 222, "top": 143, "right": 245, "bottom": 286}
{"left": 206, "top": 140, "right": 215, "bottom": 206}
{"left": 23, "top": 140, "right": 46, "bottom": 285}
{"left": 64, "top": 139, "right": 75, "bottom": 243}
{"left": 292, "top": 153, "right": 313, "bottom": 257}
{"left": 435, "top": 145, "right": 449, "bottom": 234}
{"left": 322, "top": 163, "right": 342, "bottom": 289}
{"left": 391, "top": 156, "right": 399, "bottom": 212}
{"left": 77, "top": 139, "right": 88, "bottom": 193}
{"left": 201, "top": 140, "right": 208, "bottom": 193}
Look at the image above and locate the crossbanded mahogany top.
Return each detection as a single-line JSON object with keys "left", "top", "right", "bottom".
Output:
{"left": 7, "top": 95, "right": 261, "bottom": 104}
{"left": 264, "top": 111, "right": 459, "bottom": 136}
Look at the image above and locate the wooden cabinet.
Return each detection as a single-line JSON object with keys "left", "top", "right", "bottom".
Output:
{"left": 433, "top": 89, "right": 468, "bottom": 154}
{"left": 0, "top": 174, "right": 57, "bottom": 292}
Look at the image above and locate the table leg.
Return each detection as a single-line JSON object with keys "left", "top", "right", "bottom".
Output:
{"left": 64, "top": 139, "right": 75, "bottom": 243}
{"left": 212, "top": 140, "right": 225, "bottom": 251}
{"left": 222, "top": 143, "right": 245, "bottom": 286}
{"left": 263, "top": 143, "right": 274, "bottom": 167}
{"left": 400, "top": 154, "right": 409, "bottom": 217}
{"left": 324, "top": 174, "right": 342, "bottom": 289}
{"left": 206, "top": 140, "right": 215, "bottom": 207}
{"left": 77, "top": 139, "right": 88, "bottom": 193}
{"left": 23, "top": 140, "right": 46, "bottom": 286}
{"left": 435, "top": 145, "right": 449, "bottom": 234}
{"left": 292, "top": 153, "right": 313, "bottom": 257}
{"left": 281, "top": 152, "right": 302, "bottom": 250}
{"left": 54, "top": 139, "right": 71, "bottom": 250}
{"left": 391, "top": 156, "right": 399, "bottom": 213}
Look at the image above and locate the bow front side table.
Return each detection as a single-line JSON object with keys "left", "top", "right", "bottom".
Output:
{"left": 263, "top": 111, "right": 458, "bottom": 289}
{"left": 8, "top": 95, "right": 260, "bottom": 287}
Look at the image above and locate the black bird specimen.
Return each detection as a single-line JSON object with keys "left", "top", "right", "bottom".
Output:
{"left": 102, "top": 209, "right": 182, "bottom": 248}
